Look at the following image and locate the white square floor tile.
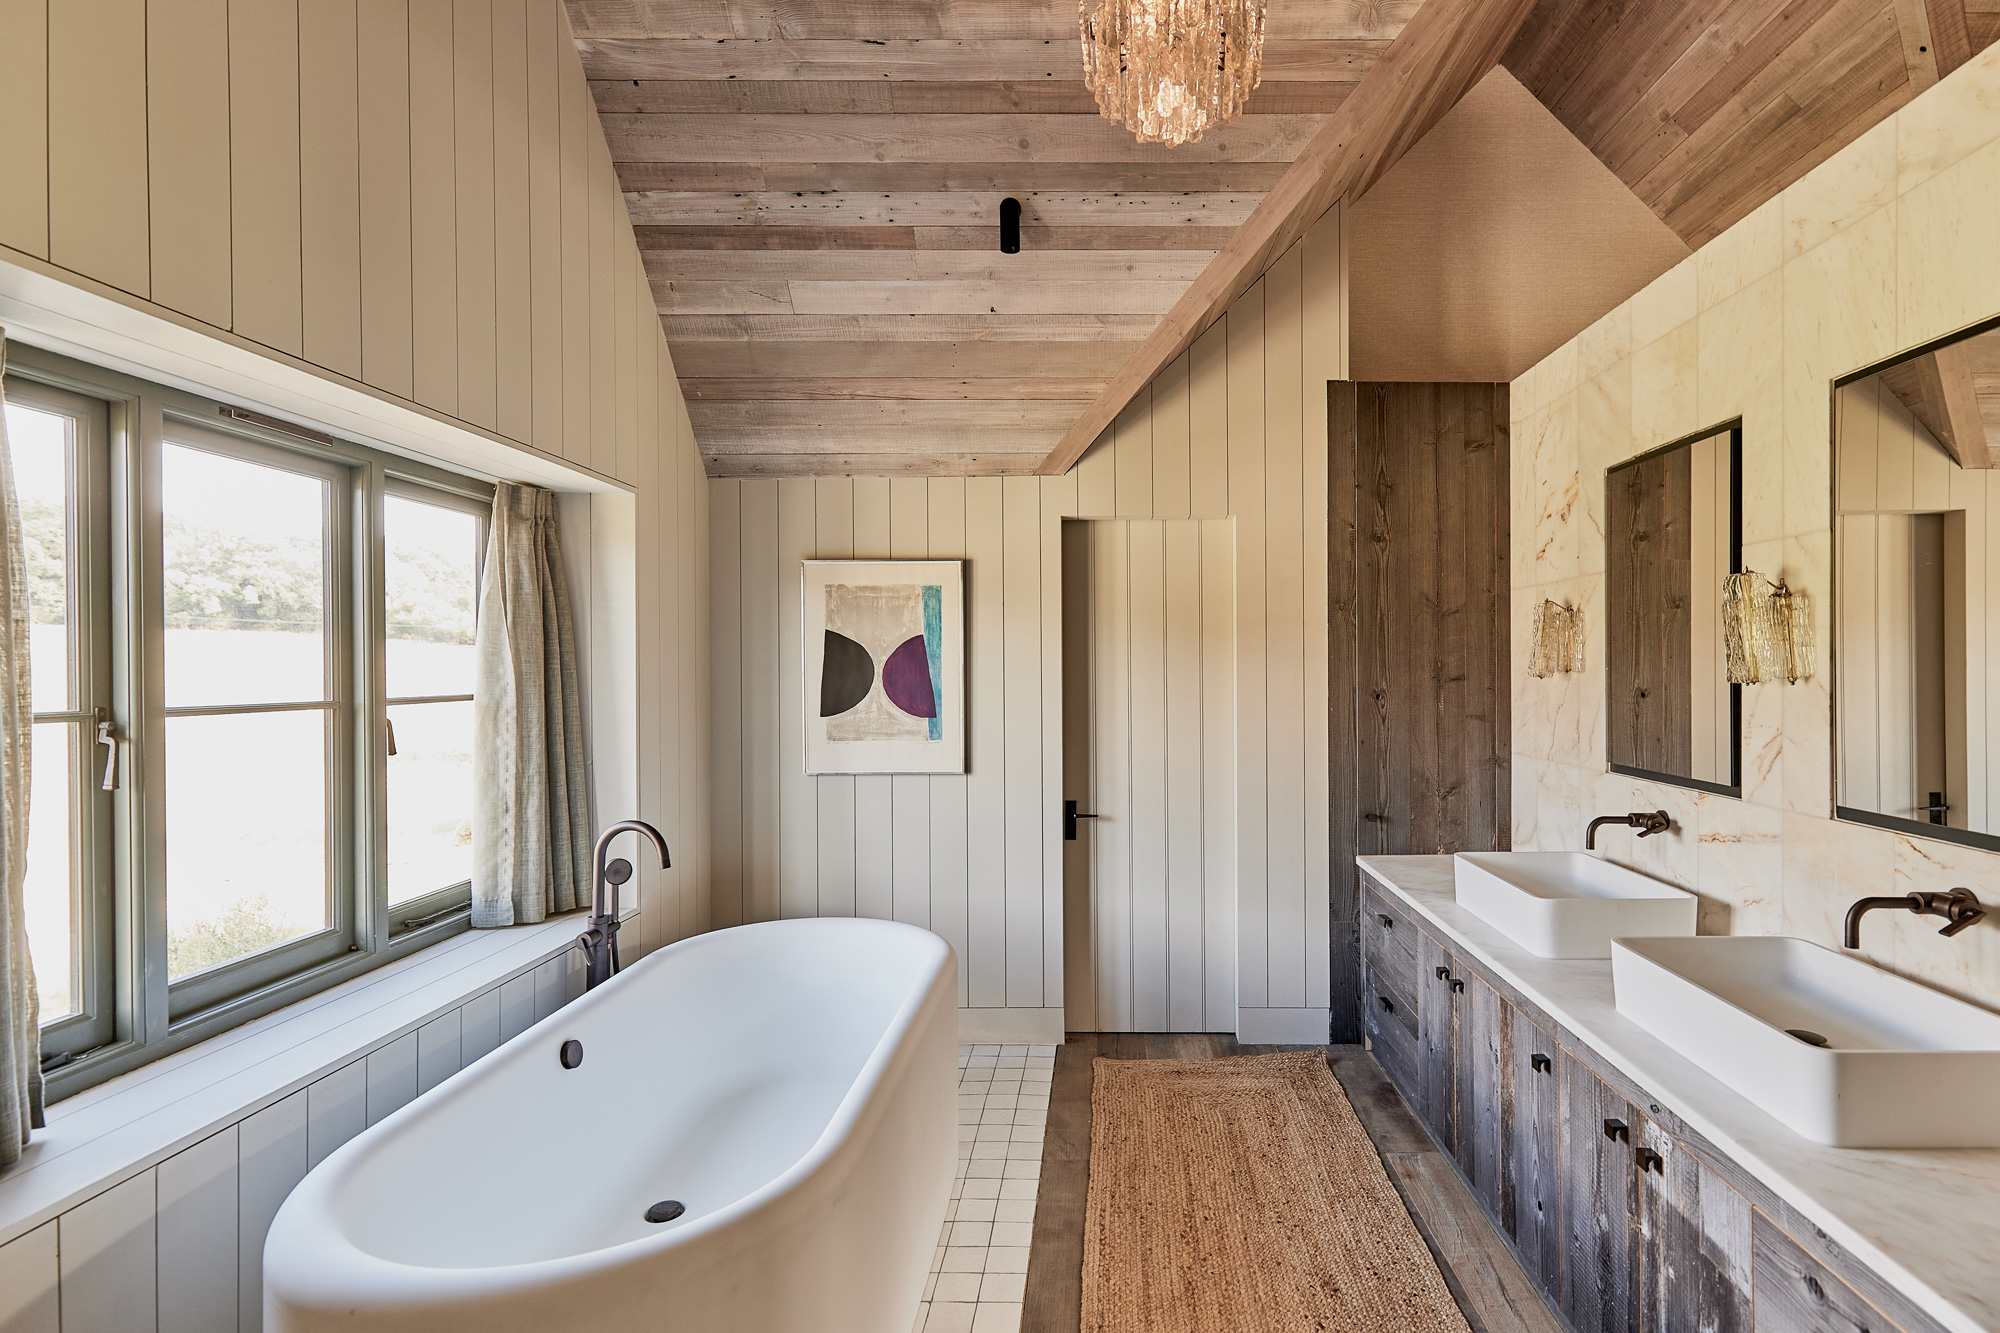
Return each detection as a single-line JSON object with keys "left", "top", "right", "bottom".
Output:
{"left": 940, "top": 1044, "right": 1049, "bottom": 1333}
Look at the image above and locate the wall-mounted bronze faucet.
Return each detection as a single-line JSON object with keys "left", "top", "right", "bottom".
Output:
{"left": 1843, "top": 888, "right": 1984, "bottom": 949}
{"left": 1585, "top": 810, "right": 1671, "bottom": 849}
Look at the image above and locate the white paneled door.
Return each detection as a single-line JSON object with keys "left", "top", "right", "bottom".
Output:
{"left": 1063, "top": 519, "right": 1236, "bottom": 1033}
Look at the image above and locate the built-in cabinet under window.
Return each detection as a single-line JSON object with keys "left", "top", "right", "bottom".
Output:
{"left": 1360, "top": 871, "right": 1954, "bottom": 1333}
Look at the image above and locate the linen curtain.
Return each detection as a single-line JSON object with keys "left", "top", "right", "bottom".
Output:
{"left": 0, "top": 330, "right": 44, "bottom": 1165}
{"left": 470, "top": 482, "right": 591, "bottom": 927}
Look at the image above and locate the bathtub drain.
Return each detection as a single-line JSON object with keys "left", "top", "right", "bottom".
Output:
{"left": 645, "top": 1200, "right": 686, "bottom": 1224}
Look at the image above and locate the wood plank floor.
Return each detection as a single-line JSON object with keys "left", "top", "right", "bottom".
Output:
{"left": 1021, "top": 1036, "right": 1564, "bottom": 1333}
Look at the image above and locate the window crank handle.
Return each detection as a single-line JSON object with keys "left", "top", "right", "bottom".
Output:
{"left": 94, "top": 707, "right": 118, "bottom": 792}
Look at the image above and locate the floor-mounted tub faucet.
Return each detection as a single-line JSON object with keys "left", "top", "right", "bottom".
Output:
{"left": 1585, "top": 810, "right": 1671, "bottom": 849}
{"left": 579, "top": 820, "right": 671, "bottom": 990}
{"left": 1843, "top": 888, "right": 1984, "bottom": 950}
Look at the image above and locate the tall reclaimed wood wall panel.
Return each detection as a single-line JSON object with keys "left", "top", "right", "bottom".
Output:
{"left": 0, "top": 0, "right": 709, "bottom": 956}
{"left": 709, "top": 210, "right": 1344, "bottom": 1041}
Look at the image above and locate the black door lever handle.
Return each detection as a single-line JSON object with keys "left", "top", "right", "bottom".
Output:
{"left": 1064, "top": 799, "right": 1101, "bottom": 841}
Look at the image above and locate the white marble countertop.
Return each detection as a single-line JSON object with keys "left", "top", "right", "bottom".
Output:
{"left": 1358, "top": 855, "right": 2000, "bottom": 1333}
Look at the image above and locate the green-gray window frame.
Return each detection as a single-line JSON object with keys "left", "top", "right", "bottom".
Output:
{"left": 4, "top": 344, "right": 496, "bottom": 1101}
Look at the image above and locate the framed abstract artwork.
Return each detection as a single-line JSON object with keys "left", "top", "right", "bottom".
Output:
{"left": 802, "top": 560, "right": 966, "bottom": 774}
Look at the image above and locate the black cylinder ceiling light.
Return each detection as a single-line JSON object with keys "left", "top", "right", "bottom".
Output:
{"left": 1000, "top": 197, "right": 1022, "bottom": 254}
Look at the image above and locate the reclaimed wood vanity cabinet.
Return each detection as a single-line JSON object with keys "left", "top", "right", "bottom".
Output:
{"left": 1359, "top": 874, "right": 1950, "bottom": 1333}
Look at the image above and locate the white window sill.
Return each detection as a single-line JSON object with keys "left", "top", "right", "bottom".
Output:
{"left": 0, "top": 914, "right": 586, "bottom": 1246}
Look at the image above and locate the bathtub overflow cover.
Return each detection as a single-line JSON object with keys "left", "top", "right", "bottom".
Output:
{"left": 559, "top": 1039, "right": 584, "bottom": 1069}
{"left": 645, "top": 1200, "right": 686, "bottom": 1224}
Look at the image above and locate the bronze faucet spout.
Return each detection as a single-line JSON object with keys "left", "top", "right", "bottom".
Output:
{"left": 1584, "top": 810, "right": 1672, "bottom": 850}
{"left": 1844, "top": 888, "right": 1984, "bottom": 949}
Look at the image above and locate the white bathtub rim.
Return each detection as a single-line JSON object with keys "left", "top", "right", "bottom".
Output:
{"left": 264, "top": 917, "right": 957, "bottom": 1313}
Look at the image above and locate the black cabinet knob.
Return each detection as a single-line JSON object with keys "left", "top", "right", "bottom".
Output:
{"left": 1435, "top": 965, "right": 1452, "bottom": 981}
{"left": 1604, "top": 1118, "right": 1630, "bottom": 1143}
{"left": 1636, "top": 1146, "right": 1665, "bottom": 1175}
{"left": 1377, "top": 913, "right": 1394, "bottom": 928}
{"left": 1449, "top": 977, "right": 1465, "bottom": 993}
{"left": 1530, "top": 1053, "right": 1552, "bottom": 1075}
{"left": 1378, "top": 995, "right": 1395, "bottom": 1013}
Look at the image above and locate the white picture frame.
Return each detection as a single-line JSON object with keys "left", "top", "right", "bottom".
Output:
{"left": 802, "top": 559, "right": 966, "bottom": 774}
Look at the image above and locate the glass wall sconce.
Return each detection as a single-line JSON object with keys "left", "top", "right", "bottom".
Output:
{"left": 1723, "top": 570, "right": 1814, "bottom": 684}
{"left": 1528, "top": 599, "right": 1584, "bottom": 678}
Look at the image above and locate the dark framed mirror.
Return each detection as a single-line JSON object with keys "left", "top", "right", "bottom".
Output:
{"left": 1834, "top": 313, "right": 2000, "bottom": 852}
{"left": 1605, "top": 420, "right": 1743, "bottom": 797}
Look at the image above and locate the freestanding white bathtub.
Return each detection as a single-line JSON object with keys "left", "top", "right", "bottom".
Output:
{"left": 263, "top": 918, "right": 958, "bottom": 1332}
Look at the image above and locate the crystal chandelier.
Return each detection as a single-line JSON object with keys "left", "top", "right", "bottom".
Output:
{"left": 1080, "top": 0, "right": 1268, "bottom": 147}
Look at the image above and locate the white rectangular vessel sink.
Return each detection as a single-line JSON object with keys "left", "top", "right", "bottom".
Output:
{"left": 1613, "top": 936, "right": 2000, "bottom": 1147}
{"left": 1452, "top": 852, "right": 1696, "bottom": 958}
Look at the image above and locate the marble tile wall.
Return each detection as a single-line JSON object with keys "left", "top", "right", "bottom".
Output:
{"left": 1510, "top": 44, "right": 2000, "bottom": 1009}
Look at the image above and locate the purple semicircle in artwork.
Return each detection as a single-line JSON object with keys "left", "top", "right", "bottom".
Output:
{"left": 882, "top": 634, "right": 938, "bottom": 719}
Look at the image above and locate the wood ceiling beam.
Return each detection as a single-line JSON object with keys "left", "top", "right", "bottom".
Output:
{"left": 1035, "top": 0, "right": 1542, "bottom": 475}
{"left": 1882, "top": 345, "right": 1993, "bottom": 469}
{"left": 1893, "top": 0, "right": 1943, "bottom": 91}
{"left": 1925, "top": 0, "right": 1976, "bottom": 74}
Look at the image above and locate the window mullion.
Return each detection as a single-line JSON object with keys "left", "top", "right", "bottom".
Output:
{"left": 124, "top": 391, "right": 171, "bottom": 1049}
{"left": 355, "top": 462, "right": 390, "bottom": 953}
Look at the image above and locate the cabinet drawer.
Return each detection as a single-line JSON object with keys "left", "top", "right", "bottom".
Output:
{"left": 1361, "top": 884, "right": 1418, "bottom": 999}
{"left": 1363, "top": 967, "right": 1419, "bottom": 1094}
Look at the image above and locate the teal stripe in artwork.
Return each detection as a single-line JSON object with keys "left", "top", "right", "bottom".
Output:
{"left": 922, "top": 585, "right": 943, "bottom": 741}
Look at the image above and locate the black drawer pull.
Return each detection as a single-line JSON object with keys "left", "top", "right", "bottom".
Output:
{"left": 1636, "top": 1146, "right": 1664, "bottom": 1175}
{"left": 1531, "top": 1053, "right": 1552, "bottom": 1075}
{"left": 1435, "top": 965, "right": 1452, "bottom": 981}
{"left": 1378, "top": 995, "right": 1395, "bottom": 1013}
{"left": 1604, "top": 1118, "right": 1629, "bottom": 1144}
{"left": 1377, "top": 913, "right": 1393, "bottom": 928}
{"left": 1449, "top": 977, "right": 1465, "bottom": 993}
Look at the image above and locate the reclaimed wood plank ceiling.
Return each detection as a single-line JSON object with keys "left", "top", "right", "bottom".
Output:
{"left": 565, "top": 0, "right": 1417, "bottom": 477}
{"left": 1502, "top": 0, "right": 2000, "bottom": 249}
{"left": 568, "top": 0, "right": 2000, "bottom": 478}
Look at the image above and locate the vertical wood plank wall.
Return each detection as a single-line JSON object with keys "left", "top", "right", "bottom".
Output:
{"left": 1835, "top": 377, "right": 1995, "bottom": 830}
{"left": 709, "top": 212, "right": 1345, "bottom": 1043}
{"left": 0, "top": 0, "right": 709, "bottom": 959}
{"left": 0, "top": 952, "right": 582, "bottom": 1333}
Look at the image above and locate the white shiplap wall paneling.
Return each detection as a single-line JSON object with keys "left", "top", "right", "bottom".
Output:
{"left": 59, "top": 1169, "right": 156, "bottom": 1332}
{"left": 0, "top": 1219, "right": 59, "bottom": 1333}
{"left": 156, "top": 1127, "right": 239, "bottom": 1333}
{"left": 237, "top": 1090, "right": 308, "bottom": 1333}
{"left": 709, "top": 211, "right": 1344, "bottom": 1041}
{"left": 305, "top": 1062, "right": 366, "bottom": 1170}
{"left": 416, "top": 1009, "right": 463, "bottom": 1094}
{"left": 364, "top": 1031, "right": 420, "bottom": 1126}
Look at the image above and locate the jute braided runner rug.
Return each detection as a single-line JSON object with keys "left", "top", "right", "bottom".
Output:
{"left": 1082, "top": 1050, "right": 1473, "bottom": 1333}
